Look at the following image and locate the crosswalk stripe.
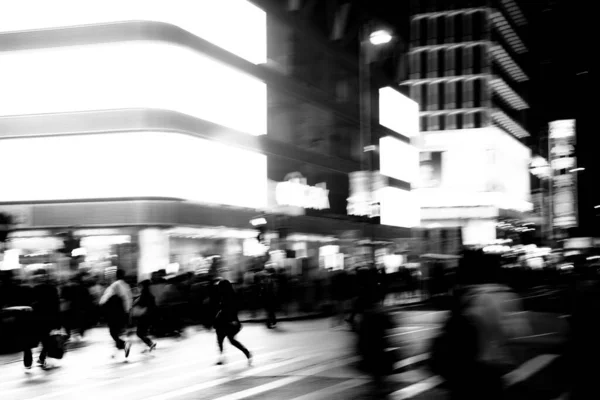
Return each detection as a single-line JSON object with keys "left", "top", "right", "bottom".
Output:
{"left": 390, "top": 375, "right": 444, "bottom": 399}
{"left": 22, "top": 347, "right": 281, "bottom": 400}
{"left": 209, "top": 356, "right": 361, "bottom": 400}
{"left": 394, "top": 352, "right": 430, "bottom": 371}
{"left": 144, "top": 351, "right": 336, "bottom": 400}
{"left": 289, "top": 378, "right": 368, "bottom": 400}
{"left": 503, "top": 354, "right": 559, "bottom": 387}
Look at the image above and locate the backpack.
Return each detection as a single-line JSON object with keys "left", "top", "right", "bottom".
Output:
{"left": 430, "top": 292, "right": 479, "bottom": 381}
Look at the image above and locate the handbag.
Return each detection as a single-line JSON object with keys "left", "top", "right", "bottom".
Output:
{"left": 131, "top": 305, "right": 148, "bottom": 318}
{"left": 47, "top": 329, "right": 68, "bottom": 360}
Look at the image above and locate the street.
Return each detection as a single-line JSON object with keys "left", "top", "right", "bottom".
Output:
{"left": 0, "top": 308, "right": 569, "bottom": 400}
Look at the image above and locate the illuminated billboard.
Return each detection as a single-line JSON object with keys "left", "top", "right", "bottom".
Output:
{"left": 549, "top": 119, "right": 578, "bottom": 229}
{"left": 0, "top": 41, "right": 266, "bottom": 136}
{"left": 0, "top": 0, "right": 266, "bottom": 64}
{"left": 379, "top": 136, "right": 419, "bottom": 184}
{"left": 379, "top": 87, "right": 419, "bottom": 138}
{"left": 377, "top": 187, "right": 420, "bottom": 228}
{"left": 0, "top": 131, "right": 267, "bottom": 209}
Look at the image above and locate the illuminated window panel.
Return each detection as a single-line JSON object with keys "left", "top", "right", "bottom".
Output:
{"left": 491, "top": 11, "right": 527, "bottom": 54}
{"left": 379, "top": 136, "right": 419, "bottom": 184}
{"left": 0, "top": 41, "right": 267, "bottom": 136}
{"left": 490, "top": 77, "right": 529, "bottom": 111}
{"left": 500, "top": 0, "right": 527, "bottom": 27}
{"left": 377, "top": 187, "right": 420, "bottom": 228}
{"left": 491, "top": 45, "right": 529, "bottom": 82}
{"left": 0, "top": 0, "right": 266, "bottom": 65}
{"left": 379, "top": 87, "right": 420, "bottom": 138}
{"left": 491, "top": 109, "right": 529, "bottom": 138}
{"left": 0, "top": 131, "right": 267, "bottom": 209}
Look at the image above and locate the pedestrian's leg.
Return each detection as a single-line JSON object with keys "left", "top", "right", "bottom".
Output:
{"left": 137, "top": 318, "right": 153, "bottom": 347}
{"left": 39, "top": 331, "right": 51, "bottom": 363}
{"left": 227, "top": 333, "right": 251, "bottom": 360}
{"left": 23, "top": 347, "right": 33, "bottom": 368}
{"left": 216, "top": 328, "right": 227, "bottom": 365}
{"left": 109, "top": 321, "right": 125, "bottom": 350}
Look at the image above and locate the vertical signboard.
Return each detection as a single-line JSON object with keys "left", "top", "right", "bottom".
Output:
{"left": 549, "top": 120, "right": 577, "bottom": 230}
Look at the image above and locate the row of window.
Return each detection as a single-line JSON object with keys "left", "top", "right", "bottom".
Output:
{"left": 420, "top": 111, "right": 488, "bottom": 131}
{"left": 411, "top": 10, "right": 487, "bottom": 47}
{"left": 410, "top": 78, "right": 489, "bottom": 111}
{"left": 410, "top": 0, "right": 484, "bottom": 14}
{"left": 409, "top": 45, "right": 488, "bottom": 79}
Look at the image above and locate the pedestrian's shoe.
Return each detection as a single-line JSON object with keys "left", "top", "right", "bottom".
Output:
{"left": 149, "top": 343, "right": 157, "bottom": 353}
{"left": 247, "top": 353, "right": 253, "bottom": 367}
{"left": 124, "top": 342, "right": 132, "bottom": 358}
{"left": 216, "top": 355, "right": 225, "bottom": 365}
{"left": 24, "top": 365, "right": 32, "bottom": 374}
{"left": 37, "top": 359, "right": 47, "bottom": 369}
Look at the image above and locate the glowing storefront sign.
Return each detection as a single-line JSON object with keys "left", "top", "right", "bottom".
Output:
{"left": 379, "top": 136, "right": 419, "bottom": 184}
{"left": 0, "top": 131, "right": 267, "bottom": 209}
{"left": 0, "top": 0, "right": 266, "bottom": 65}
{"left": 275, "top": 173, "right": 330, "bottom": 210}
{"left": 379, "top": 87, "right": 419, "bottom": 138}
{"left": 378, "top": 186, "right": 420, "bottom": 228}
{"left": 549, "top": 119, "right": 578, "bottom": 228}
{"left": 0, "top": 41, "right": 267, "bottom": 136}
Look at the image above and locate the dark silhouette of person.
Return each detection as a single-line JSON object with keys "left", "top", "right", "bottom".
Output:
{"left": 211, "top": 279, "right": 252, "bottom": 366}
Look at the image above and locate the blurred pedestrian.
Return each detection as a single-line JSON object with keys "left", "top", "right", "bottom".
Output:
{"left": 211, "top": 278, "right": 252, "bottom": 366}
{"left": 132, "top": 280, "right": 157, "bottom": 353}
{"left": 261, "top": 268, "right": 278, "bottom": 329}
{"left": 99, "top": 269, "right": 133, "bottom": 359}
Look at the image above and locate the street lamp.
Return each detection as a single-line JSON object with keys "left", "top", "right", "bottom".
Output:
{"left": 359, "top": 24, "right": 393, "bottom": 267}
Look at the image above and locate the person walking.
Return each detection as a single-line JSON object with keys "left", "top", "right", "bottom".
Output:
{"left": 99, "top": 269, "right": 133, "bottom": 359}
{"left": 211, "top": 278, "right": 252, "bottom": 366}
{"left": 132, "top": 280, "right": 157, "bottom": 353}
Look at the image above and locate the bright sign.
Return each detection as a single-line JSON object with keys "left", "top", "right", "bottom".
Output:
{"left": 275, "top": 173, "right": 330, "bottom": 210}
{"left": 379, "top": 87, "right": 419, "bottom": 138}
{"left": 549, "top": 119, "right": 578, "bottom": 228}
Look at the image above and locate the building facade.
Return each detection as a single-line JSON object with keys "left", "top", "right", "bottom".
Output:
{"left": 404, "top": 0, "right": 533, "bottom": 245}
{"left": 0, "top": 0, "right": 419, "bottom": 279}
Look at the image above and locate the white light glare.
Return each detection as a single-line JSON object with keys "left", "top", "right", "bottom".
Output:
{"left": 570, "top": 168, "right": 585, "bottom": 173}
{"left": 369, "top": 30, "right": 393, "bottom": 45}
{"left": 250, "top": 218, "right": 267, "bottom": 226}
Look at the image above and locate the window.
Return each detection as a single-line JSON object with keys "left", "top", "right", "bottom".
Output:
{"left": 445, "top": 14, "right": 455, "bottom": 43}
{"left": 474, "top": 111, "right": 483, "bottom": 127}
{"left": 428, "top": 17, "right": 437, "bottom": 45}
{"left": 455, "top": 47, "right": 463, "bottom": 75}
{"left": 464, "top": 46, "right": 473, "bottom": 74}
{"left": 420, "top": 51, "right": 428, "bottom": 78}
{"left": 438, "top": 82, "right": 446, "bottom": 110}
{"left": 428, "top": 51, "right": 437, "bottom": 78}
{"left": 472, "top": 11, "right": 483, "bottom": 41}
{"left": 411, "top": 19, "right": 420, "bottom": 46}
{"left": 473, "top": 45, "right": 482, "bottom": 74}
{"left": 420, "top": 18, "right": 428, "bottom": 46}
{"left": 445, "top": 48, "right": 455, "bottom": 76}
{"left": 421, "top": 84, "right": 428, "bottom": 109}
{"left": 464, "top": 12, "right": 473, "bottom": 40}
{"left": 437, "top": 17, "right": 445, "bottom": 44}
{"left": 464, "top": 79, "right": 474, "bottom": 108}
{"left": 454, "top": 14, "right": 463, "bottom": 42}
{"left": 447, "top": 113, "right": 457, "bottom": 129}
{"left": 456, "top": 113, "right": 463, "bottom": 129}
{"left": 464, "top": 112, "right": 475, "bottom": 128}
{"left": 439, "top": 114, "right": 446, "bottom": 130}
{"left": 429, "top": 115, "right": 440, "bottom": 131}
{"left": 420, "top": 115, "right": 428, "bottom": 131}
{"left": 481, "top": 78, "right": 489, "bottom": 106}
{"left": 428, "top": 83, "right": 439, "bottom": 111}
{"left": 437, "top": 49, "right": 445, "bottom": 73}
{"left": 445, "top": 81, "right": 456, "bottom": 109}
{"left": 473, "top": 78, "right": 482, "bottom": 107}
{"left": 455, "top": 80, "right": 463, "bottom": 108}
{"left": 410, "top": 52, "right": 421, "bottom": 79}
{"left": 411, "top": 84, "right": 422, "bottom": 108}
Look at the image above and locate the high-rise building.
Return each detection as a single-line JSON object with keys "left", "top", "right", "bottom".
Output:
{"left": 403, "top": 0, "right": 534, "bottom": 246}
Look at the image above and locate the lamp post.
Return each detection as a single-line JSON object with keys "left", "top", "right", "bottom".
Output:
{"left": 358, "top": 24, "right": 393, "bottom": 267}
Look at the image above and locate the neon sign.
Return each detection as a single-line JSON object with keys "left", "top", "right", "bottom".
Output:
{"left": 275, "top": 172, "right": 330, "bottom": 210}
